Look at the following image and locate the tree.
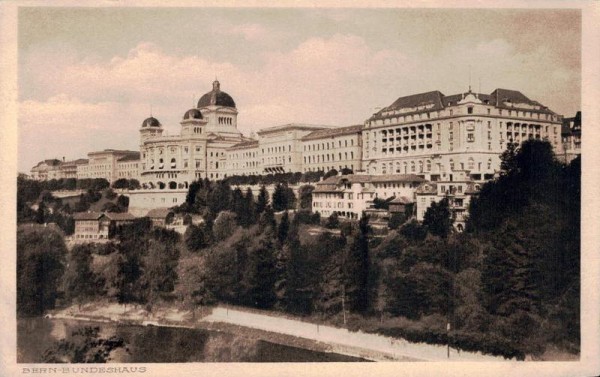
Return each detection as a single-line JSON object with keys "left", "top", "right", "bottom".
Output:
{"left": 272, "top": 184, "right": 287, "bottom": 212}
{"left": 42, "top": 326, "right": 127, "bottom": 363}
{"left": 259, "top": 206, "right": 276, "bottom": 230}
{"left": 283, "top": 233, "right": 313, "bottom": 315}
{"left": 186, "top": 180, "right": 202, "bottom": 207}
{"left": 128, "top": 179, "right": 141, "bottom": 190}
{"left": 35, "top": 202, "right": 46, "bottom": 224}
{"left": 17, "top": 228, "right": 66, "bottom": 316}
{"left": 239, "top": 188, "right": 256, "bottom": 227}
{"left": 324, "top": 168, "right": 339, "bottom": 180}
{"left": 208, "top": 181, "right": 232, "bottom": 214}
{"left": 142, "top": 241, "right": 180, "bottom": 303}
{"left": 298, "top": 185, "right": 314, "bottom": 210}
{"left": 256, "top": 185, "right": 269, "bottom": 214}
{"left": 423, "top": 197, "right": 453, "bottom": 238}
{"left": 176, "top": 261, "right": 214, "bottom": 319}
{"left": 245, "top": 228, "right": 278, "bottom": 309}
{"left": 325, "top": 212, "right": 340, "bottom": 229}
{"left": 344, "top": 213, "right": 371, "bottom": 313}
{"left": 277, "top": 211, "right": 290, "bottom": 245}
{"left": 388, "top": 212, "right": 406, "bottom": 230}
{"left": 184, "top": 224, "right": 208, "bottom": 252}
{"left": 63, "top": 244, "right": 96, "bottom": 309}
{"left": 213, "top": 211, "right": 239, "bottom": 242}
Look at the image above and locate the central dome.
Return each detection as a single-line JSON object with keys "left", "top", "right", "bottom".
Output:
{"left": 197, "top": 80, "right": 236, "bottom": 108}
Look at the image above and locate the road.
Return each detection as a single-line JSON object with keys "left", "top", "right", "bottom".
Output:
{"left": 202, "top": 306, "right": 508, "bottom": 362}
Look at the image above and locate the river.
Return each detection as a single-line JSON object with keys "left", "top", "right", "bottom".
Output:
{"left": 18, "top": 318, "right": 367, "bottom": 363}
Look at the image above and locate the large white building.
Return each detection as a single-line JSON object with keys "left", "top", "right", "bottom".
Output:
{"left": 362, "top": 88, "right": 562, "bottom": 182}
{"left": 29, "top": 80, "right": 571, "bottom": 223}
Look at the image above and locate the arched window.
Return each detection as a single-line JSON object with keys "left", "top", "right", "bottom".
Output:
{"left": 487, "top": 158, "right": 493, "bottom": 170}
{"left": 426, "top": 160, "right": 431, "bottom": 172}
{"left": 170, "top": 158, "right": 176, "bottom": 168}
{"left": 411, "top": 161, "right": 416, "bottom": 173}
{"left": 468, "top": 158, "right": 475, "bottom": 170}
{"left": 450, "top": 159, "right": 455, "bottom": 170}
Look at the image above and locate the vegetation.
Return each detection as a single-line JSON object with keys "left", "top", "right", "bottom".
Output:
{"left": 16, "top": 140, "right": 579, "bottom": 359}
{"left": 43, "top": 327, "right": 127, "bottom": 363}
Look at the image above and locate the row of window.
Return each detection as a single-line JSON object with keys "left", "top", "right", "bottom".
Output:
{"left": 304, "top": 138, "right": 355, "bottom": 151}
{"left": 304, "top": 152, "right": 355, "bottom": 164}
{"left": 370, "top": 106, "right": 557, "bottom": 127}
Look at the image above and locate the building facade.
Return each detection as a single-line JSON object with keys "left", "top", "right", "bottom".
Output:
{"left": 560, "top": 111, "right": 582, "bottom": 163}
{"left": 415, "top": 170, "right": 481, "bottom": 231}
{"left": 312, "top": 174, "right": 425, "bottom": 219}
{"left": 301, "top": 124, "right": 363, "bottom": 173}
{"left": 362, "top": 89, "right": 562, "bottom": 183}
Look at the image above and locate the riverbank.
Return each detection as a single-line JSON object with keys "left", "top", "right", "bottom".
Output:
{"left": 47, "top": 302, "right": 509, "bottom": 362}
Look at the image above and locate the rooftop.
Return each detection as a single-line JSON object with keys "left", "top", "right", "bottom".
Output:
{"left": 302, "top": 125, "right": 363, "bottom": 141}
{"left": 257, "top": 123, "right": 337, "bottom": 135}
{"left": 370, "top": 88, "right": 556, "bottom": 121}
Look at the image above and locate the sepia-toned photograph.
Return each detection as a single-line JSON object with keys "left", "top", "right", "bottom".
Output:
{"left": 2, "top": 1, "right": 599, "bottom": 376}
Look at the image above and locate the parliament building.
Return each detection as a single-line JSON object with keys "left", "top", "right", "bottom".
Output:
{"left": 30, "top": 79, "right": 576, "bottom": 220}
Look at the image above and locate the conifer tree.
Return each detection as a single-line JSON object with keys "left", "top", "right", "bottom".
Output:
{"left": 256, "top": 185, "right": 269, "bottom": 215}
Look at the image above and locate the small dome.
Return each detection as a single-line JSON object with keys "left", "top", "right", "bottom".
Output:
{"left": 141, "top": 116, "right": 161, "bottom": 128}
{"left": 197, "top": 80, "right": 236, "bottom": 108}
{"left": 183, "top": 108, "right": 203, "bottom": 120}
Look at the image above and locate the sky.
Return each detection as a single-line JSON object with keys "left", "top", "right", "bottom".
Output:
{"left": 17, "top": 7, "right": 581, "bottom": 173}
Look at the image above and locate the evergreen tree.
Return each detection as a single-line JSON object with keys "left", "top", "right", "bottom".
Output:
{"left": 256, "top": 185, "right": 269, "bottom": 214}
{"left": 240, "top": 188, "right": 256, "bottom": 227}
{"left": 245, "top": 228, "right": 277, "bottom": 309}
{"left": 283, "top": 232, "right": 313, "bottom": 315}
{"left": 231, "top": 188, "right": 245, "bottom": 223}
{"left": 272, "top": 183, "right": 287, "bottom": 212}
{"left": 344, "top": 212, "right": 371, "bottom": 313}
{"left": 259, "top": 206, "right": 276, "bottom": 230}
{"left": 208, "top": 181, "right": 232, "bottom": 213}
{"left": 298, "top": 185, "right": 314, "bottom": 210}
{"left": 277, "top": 211, "right": 290, "bottom": 245}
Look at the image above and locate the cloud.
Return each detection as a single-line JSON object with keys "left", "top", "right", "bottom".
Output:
{"left": 18, "top": 34, "right": 579, "bottom": 172}
{"left": 227, "top": 23, "right": 269, "bottom": 41}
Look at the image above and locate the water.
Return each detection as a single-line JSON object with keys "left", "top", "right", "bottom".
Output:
{"left": 18, "top": 318, "right": 367, "bottom": 363}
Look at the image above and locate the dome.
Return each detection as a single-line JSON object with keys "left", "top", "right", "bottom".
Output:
{"left": 141, "top": 116, "right": 161, "bottom": 128}
{"left": 197, "top": 80, "right": 236, "bottom": 108}
{"left": 183, "top": 108, "right": 203, "bottom": 120}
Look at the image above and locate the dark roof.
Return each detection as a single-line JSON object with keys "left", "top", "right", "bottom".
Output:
{"left": 389, "top": 196, "right": 412, "bottom": 204}
{"left": 141, "top": 117, "right": 161, "bottom": 128}
{"left": 314, "top": 174, "right": 425, "bottom": 193}
{"left": 72, "top": 212, "right": 104, "bottom": 221}
{"left": 228, "top": 139, "right": 259, "bottom": 150}
{"left": 117, "top": 153, "right": 141, "bottom": 162}
{"left": 197, "top": 80, "right": 236, "bottom": 108}
{"left": 146, "top": 208, "right": 173, "bottom": 218}
{"left": 302, "top": 125, "right": 363, "bottom": 141}
{"left": 105, "top": 212, "right": 137, "bottom": 221}
{"left": 183, "top": 108, "right": 203, "bottom": 120}
{"left": 370, "top": 88, "right": 555, "bottom": 121}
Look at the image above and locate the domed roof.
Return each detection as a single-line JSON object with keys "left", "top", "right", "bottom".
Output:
{"left": 141, "top": 116, "right": 161, "bottom": 128}
{"left": 197, "top": 80, "right": 236, "bottom": 108}
{"left": 183, "top": 108, "right": 203, "bottom": 120}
